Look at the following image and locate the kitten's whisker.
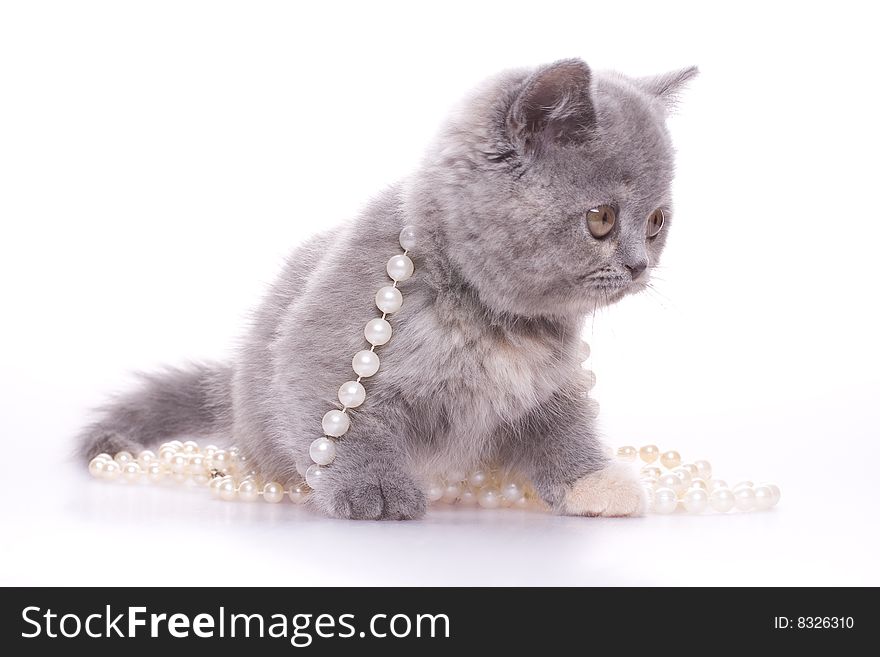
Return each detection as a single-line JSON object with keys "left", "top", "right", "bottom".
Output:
{"left": 643, "top": 282, "right": 678, "bottom": 312}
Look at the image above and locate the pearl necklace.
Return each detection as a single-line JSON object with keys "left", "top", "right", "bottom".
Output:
{"left": 86, "top": 439, "right": 780, "bottom": 514}
{"left": 301, "top": 225, "right": 421, "bottom": 490}
{"left": 87, "top": 441, "right": 548, "bottom": 509}
{"left": 86, "top": 226, "right": 780, "bottom": 515}
{"left": 618, "top": 445, "right": 781, "bottom": 513}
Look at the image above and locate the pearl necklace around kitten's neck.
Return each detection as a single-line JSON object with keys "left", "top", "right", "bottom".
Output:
{"left": 86, "top": 226, "right": 780, "bottom": 515}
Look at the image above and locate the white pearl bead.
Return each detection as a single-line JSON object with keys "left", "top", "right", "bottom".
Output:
{"left": 305, "top": 464, "right": 325, "bottom": 489}
{"left": 263, "top": 482, "right": 284, "bottom": 504}
{"left": 238, "top": 479, "right": 260, "bottom": 502}
{"left": 211, "top": 449, "right": 230, "bottom": 472}
{"left": 690, "top": 478, "right": 708, "bottom": 491}
{"left": 210, "top": 476, "right": 227, "bottom": 496}
{"left": 182, "top": 440, "right": 199, "bottom": 454}
{"left": 581, "top": 369, "right": 597, "bottom": 389}
{"left": 660, "top": 450, "right": 681, "bottom": 469}
{"left": 386, "top": 254, "right": 414, "bottom": 282}
{"left": 170, "top": 453, "right": 188, "bottom": 474}
{"left": 683, "top": 488, "right": 709, "bottom": 513}
{"left": 468, "top": 470, "right": 488, "bottom": 488}
{"left": 477, "top": 488, "right": 502, "bottom": 509}
{"left": 219, "top": 478, "right": 237, "bottom": 501}
{"left": 501, "top": 482, "right": 524, "bottom": 504}
{"left": 641, "top": 466, "right": 662, "bottom": 479}
{"left": 734, "top": 481, "right": 754, "bottom": 491}
{"left": 192, "top": 471, "right": 210, "bottom": 485}
{"left": 616, "top": 446, "right": 637, "bottom": 461}
{"left": 352, "top": 350, "right": 380, "bottom": 377}
{"left": 122, "top": 462, "right": 141, "bottom": 482}
{"left": 734, "top": 486, "right": 756, "bottom": 511}
{"left": 672, "top": 467, "right": 693, "bottom": 488}
{"left": 88, "top": 457, "right": 107, "bottom": 477}
{"left": 680, "top": 464, "right": 699, "bottom": 478}
{"left": 579, "top": 339, "right": 591, "bottom": 360}
{"left": 101, "top": 461, "right": 120, "bottom": 479}
{"left": 653, "top": 487, "right": 678, "bottom": 514}
{"left": 708, "top": 478, "right": 728, "bottom": 492}
{"left": 137, "top": 450, "right": 156, "bottom": 467}
{"left": 188, "top": 455, "right": 206, "bottom": 473}
{"left": 147, "top": 462, "right": 164, "bottom": 482}
{"left": 288, "top": 483, "right": 310, "bottom": 504}
{"left": 767, "top": 483, "right": 781, "bottom": 506}
{"left": 709, "top": 487, "right": 735, "bottom": 512}
{"left": 168, "top": 440, "right": 183, "bottom": 450}
{"left": 442, "top": 483, "right": 462, "bottom": 503}
{"left": 338, "top": 381, "right": 366, "bottom": 408}
{"left": 694, "top": 460, "right": 712, "bottom": 480}
{"left": 658, "top": 473, "right": 684, "bottom": 494}
{"left": 95, "top": 453, "right": 113, "bottom": 462}
{"left": 639, "top": 445, "right": 659, "bottom": 463}
{"left": 426, "top": 480, "right": 444, "bottom": 502}
{"left": 753, "top": 485, "right": 776, "bottom": 510}
{"left": 399, "top": 225, "right": 419, "bottom": 251}
{"left": 309, "top": 437, "right": 337, "bottom": 465}
{"left": 375, "top": 286, "right": 403, "bottom": 314}
{"left": 114, "top": 451, "right": 133, "bottom": 465}
{"left": 459, "top": 489, "right": 478, "bottom": 506}
{"left": 321, "top": 409, "right": 350, "bottom": 437}
{"left": 364, "top": 318, "right": 393, "bottom": 346}
{"left": 203, "top": 444, "right": 218, "bottom": 458}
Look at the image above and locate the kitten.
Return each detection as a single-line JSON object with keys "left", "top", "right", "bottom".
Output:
{"left": 78, "top": 58, "right": 696, "bottom": 519}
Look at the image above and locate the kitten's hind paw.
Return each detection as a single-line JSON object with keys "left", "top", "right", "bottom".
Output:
{"left": 315, "top": 464, "right": 427, "bottom": 521}
{"left": 562, "top": 461, "right": 646, "bottom": 517}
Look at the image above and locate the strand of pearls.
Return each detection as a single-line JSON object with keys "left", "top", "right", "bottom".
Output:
{"left": 424, "top": 470, "right": 548, "bottom": 510}
{"left": 302, "top": 225, "right": 419, "bottom": 491}
{"left": 86, "top": 438, "right": 782, "bottom": 514}
{"left": 87, "top": 439, "right": 782, "bottom": 515}
{"left": 615, "top": 445, "right": 782, "bottom": 514}
{"left": 86, "top": 440, "right": 545, "bottom": 509}
{"left": 89, "top": 440, "right": 781, "bottom": 514}
{"left": 87, "top": 440, "right": 302, "bottom": 503}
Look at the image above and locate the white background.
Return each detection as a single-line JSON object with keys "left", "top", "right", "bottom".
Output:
{"left": 1, "top": 0, "right": 878, "bottom": 586}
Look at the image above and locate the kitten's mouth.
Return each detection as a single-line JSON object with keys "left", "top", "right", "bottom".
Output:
{"left": 580, "top": 275, "right": 630, "bottom": 290}
{"left": 580, "top": 275, "right": 645, "bottom": 305}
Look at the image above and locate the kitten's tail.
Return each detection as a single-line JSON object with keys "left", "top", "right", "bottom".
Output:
{"left": 76, "top": 362, "right": 234, "bottom": 461}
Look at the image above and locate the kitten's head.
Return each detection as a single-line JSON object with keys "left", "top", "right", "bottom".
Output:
{"left": 409, "top": 58, "right": 697, "bottom": 320}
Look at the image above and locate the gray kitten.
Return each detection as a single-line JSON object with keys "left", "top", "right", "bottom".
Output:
{"left": 78, "top": 58, "right": 696, "bottom": 520}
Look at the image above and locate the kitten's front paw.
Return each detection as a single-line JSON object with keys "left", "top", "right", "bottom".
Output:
{"left": 317, "top": 464, "right": 427, "bottom": 521}
{"left": 562, "top": 462, "right": 646, "bottom": 517}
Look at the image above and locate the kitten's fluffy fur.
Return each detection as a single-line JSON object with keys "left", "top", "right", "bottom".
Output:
{"left": 78, "top": 59, "right": 696, "bottom": 519}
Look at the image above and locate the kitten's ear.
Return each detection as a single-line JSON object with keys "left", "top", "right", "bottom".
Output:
{"left": 508, "top": 59, "right": 596, "bottom": 153}
{"left": 636, "top": 66, "right": 699, "bottom": 112}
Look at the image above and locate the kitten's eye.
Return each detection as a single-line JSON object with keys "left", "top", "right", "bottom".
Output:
{"left": 647, "top": 208, "right": 665, "bottom": 238}
{"left": 586, "top": 205, "right": 616, "bottom": 238}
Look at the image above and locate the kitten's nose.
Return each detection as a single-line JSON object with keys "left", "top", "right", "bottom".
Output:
{"left": 626, "top": 261, "right": 647, "bottom": 281}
